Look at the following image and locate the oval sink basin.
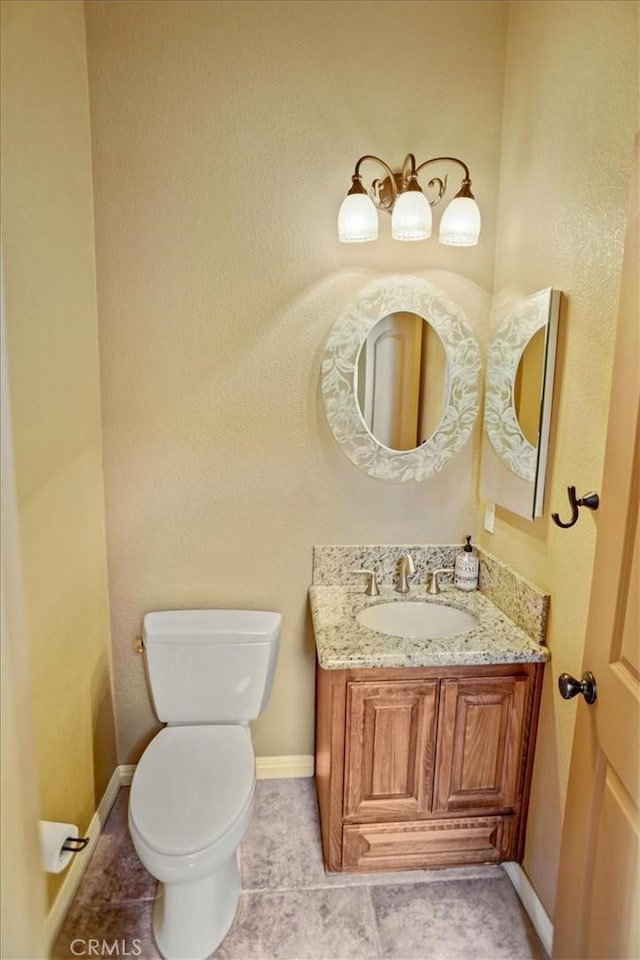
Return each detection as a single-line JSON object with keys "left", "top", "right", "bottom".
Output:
{"left": 357, "top": 601, "right": 476, "bottom": 640}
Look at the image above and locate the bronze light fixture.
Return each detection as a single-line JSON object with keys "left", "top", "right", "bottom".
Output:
{"left": 338, "top": 153, "right": 481, "bottom": 246}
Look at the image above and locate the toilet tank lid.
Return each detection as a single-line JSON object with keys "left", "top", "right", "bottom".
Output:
{"left": 143, "top": 609, "right": 281, "bottom": 644}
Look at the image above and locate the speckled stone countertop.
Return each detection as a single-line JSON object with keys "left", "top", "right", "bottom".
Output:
{"left": 309, "top": 585, "right": 550, "bottom": 670}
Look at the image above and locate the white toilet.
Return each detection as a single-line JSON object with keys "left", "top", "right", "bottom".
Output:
{"left": 128, "top": 609, "right": 281, "bottom": 960}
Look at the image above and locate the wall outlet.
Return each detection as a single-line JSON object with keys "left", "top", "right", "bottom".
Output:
{"left": 484, "top": 502, "right": 496, "bottom": 534}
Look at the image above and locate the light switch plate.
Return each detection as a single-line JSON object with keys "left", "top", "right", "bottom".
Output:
{"left": 484, "top": 502, "right": 496, "bottom": 534}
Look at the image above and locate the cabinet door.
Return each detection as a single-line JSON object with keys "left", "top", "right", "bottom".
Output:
{"left": 344, "top": 680, "right": 439, "bottom": 819}
{"left": 435, "top": 675, "right": 529, "bottom": 814}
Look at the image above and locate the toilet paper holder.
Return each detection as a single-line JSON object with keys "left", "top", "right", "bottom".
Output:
{"left": 62, "top": 836, "right": 89, "bottom": 853}
{"left": 39, "top": 820, "right": 90, "bottom": 873}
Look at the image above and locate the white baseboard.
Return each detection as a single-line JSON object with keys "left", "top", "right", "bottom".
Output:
{"left": 502, "top": 861, "right": 554, "bottom": 957}
{"left": 118, "top": 763, "right": 136, "bottom": 786}
{"left": 44, "top": 765, "right": 124, "bottom": 950}
{"left": 256, "top": 754, "right": 314, "bottom": 779}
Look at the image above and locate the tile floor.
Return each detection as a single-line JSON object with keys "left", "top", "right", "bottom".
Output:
{"left": 52, "top": 780, "right": 544, "bottom": 960}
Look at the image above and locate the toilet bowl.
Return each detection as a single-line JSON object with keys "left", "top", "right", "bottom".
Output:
{"left": 128, "top": 609, "right": 280, "bottom": 960}
{"left": 130, "top": 724, "right": 255, "bottom": 958}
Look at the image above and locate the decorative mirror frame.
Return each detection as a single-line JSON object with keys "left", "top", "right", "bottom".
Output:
{"left": 484, "top": 291, "right": 553, "bottom": 482}
{"left": 321, "top": 276, "right": 482, "bottom": 482}
{"left": 481, "top": 287, "right": 561, "bottom": 519}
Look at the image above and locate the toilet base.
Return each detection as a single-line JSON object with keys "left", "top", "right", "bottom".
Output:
{"left": 152, "top": 852, "right": 241, "bottom": 960}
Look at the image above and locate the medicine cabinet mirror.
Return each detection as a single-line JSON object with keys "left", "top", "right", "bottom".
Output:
{"left": 480, "top": 288, "right": 561, "bottom": 519}
{"left": 321, "top": 276, "right": 481, "bottom": 482}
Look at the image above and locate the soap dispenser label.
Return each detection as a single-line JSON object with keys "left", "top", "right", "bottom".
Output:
{"left": 455, "top": 555, "right": 479, "bottom": 591}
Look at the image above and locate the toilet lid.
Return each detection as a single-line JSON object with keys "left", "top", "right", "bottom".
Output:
{"left": 129, "top": 725, "right": 255, "bottom": 856}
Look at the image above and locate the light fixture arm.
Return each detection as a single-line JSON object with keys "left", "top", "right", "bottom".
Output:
{"left": 414, "top": 156, "right": 470, "bottom": 182}
{"left": 414, "top": 156, "right": 475, "bottom": 200}
{"left": 349, "top": 155, "right": 399, "bottom": 210}
{"left": 352, "top": 154, "right": 397, "bottom": 181}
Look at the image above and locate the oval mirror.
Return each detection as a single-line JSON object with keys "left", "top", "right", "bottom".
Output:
{"left": 321, "top": 276, "right": 481, "bottom": 483}
{"left": 355, "top": 312, "right": 448, "bottom": 452}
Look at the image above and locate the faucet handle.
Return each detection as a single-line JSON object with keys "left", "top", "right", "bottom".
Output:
{"left": 353, "top": 568, "right": 380, "bottom": 597}
{"left": 426, "top": 567, "right": 455, "bottom": 595}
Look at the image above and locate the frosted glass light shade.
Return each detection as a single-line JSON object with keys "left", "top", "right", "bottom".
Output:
{"left": 439, "top": 196, "right": 481, "bottom": 246}
{"left": 391, "top": 190, "right": 432, "bottom": 241}
{"left": 338, "top": 193, "right": 378, "bottom": 242}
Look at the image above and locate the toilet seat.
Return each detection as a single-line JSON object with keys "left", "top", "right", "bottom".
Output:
{"left": 130, "top": 724, "right": 255, "bottom": 857}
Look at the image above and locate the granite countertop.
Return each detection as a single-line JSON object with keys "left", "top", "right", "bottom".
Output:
{"left": 309, "top": 584, "right": 550, "bottom": 670}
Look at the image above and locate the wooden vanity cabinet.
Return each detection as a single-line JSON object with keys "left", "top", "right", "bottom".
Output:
{"left": 315, "top": 662, "right": 544, "bottom": 873}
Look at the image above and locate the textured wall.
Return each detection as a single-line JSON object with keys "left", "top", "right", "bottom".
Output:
{"left": 1, "top": 315, "right": 48, "bottom": 960}
{"left": 84, "top": 0, "right": 509, "bottom": 763}
{"left": 481, "top": 0, "right": 639, "bottom": 919}
{"left": 1, "top": 0, "right": 117, "bottom": 908}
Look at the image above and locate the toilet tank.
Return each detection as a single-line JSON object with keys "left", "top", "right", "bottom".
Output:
{"left": 142, "top": 609, "right": 281, "bottom": 723}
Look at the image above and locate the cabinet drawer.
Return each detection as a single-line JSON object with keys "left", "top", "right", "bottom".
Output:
{"left": 342, "top": 816, "right": 515, "bottom": 872}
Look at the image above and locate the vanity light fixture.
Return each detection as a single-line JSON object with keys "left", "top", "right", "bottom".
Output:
{"left": 338, "top": 153, "right": 481, "bottom": 246}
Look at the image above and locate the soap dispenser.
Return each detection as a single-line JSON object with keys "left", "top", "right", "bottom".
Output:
{"left": 454, "top": 535, "right": 479, "bottom": 591}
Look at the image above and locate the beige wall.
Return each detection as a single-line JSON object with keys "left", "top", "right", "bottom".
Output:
{"left": 1, "top": 285, "right": 47, "bottom": 960}
{"left": 481, "top": 0, "right": 639, "bottom": 919}
{"left": 84, "top": 0, "right": 509, "bottom": 763}
{"left": 1, "top": 0, "right": 117, "bottom": 909}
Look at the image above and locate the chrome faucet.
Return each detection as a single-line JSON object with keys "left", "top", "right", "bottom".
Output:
{"left": 395, "top": 552, "right": 415, "bottom": 593}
